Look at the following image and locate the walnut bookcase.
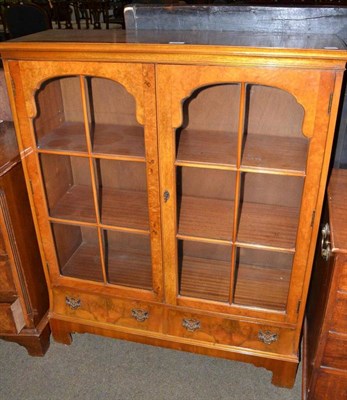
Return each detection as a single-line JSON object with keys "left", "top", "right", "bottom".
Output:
{"left": 0, "top": 30, "right": 346, "bottom": 388}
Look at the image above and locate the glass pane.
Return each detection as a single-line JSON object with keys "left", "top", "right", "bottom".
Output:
{"left": 237, "top": 173, "right": 304, "bottom": 249}
{"left": 241, "top": 85, "right": 308, "bottom": 172}
{"left": 233, "top": 247, "right": 293, "bottom": 311}
{"left": 40, "top": 154, "right": 95, "bottom": 223}
{"left": 177, "top": 167, "right": 235, "bottom": 241}
{"left": 87, "top": 77, "right": 145, "bottom": 158}
{"left": 176, "top": 84, "right": 240, "bottom": 166}
{"left": 95, "top": 159, "right": 148, "bottom": 230}
{"left": 178, "top": 240, "right": 231, "bottom": 302}
{"left": 104, "top": 230, "right": 152, "bottom": 290}
{"left": 34, "top": 76, "right": 87, "bottom": 152}
{"left": 52, "top": 223, "right": 103, "bottom": 282}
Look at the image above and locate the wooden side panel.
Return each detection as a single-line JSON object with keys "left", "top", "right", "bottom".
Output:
{"left": 34, "top": 78, "right": 65, "bottom": 143}
{"left": 39, "top": 153, "right": 73, "bottom": 211}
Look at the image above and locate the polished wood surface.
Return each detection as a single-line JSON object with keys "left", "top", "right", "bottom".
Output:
{"left": 1, "top": 30, "right": 346, "bottom": 386}
{"left": 303, "top": 168, "right": 347, "bottom": 400}
{"left": 3, "top": 29, "right": 345, "bottom": 51}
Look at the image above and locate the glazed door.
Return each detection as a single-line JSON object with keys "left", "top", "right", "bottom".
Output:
{"left": 157, "top": 64, "right": 336, "bottom": 322}
{"left": 9, "top": 61, "right": 163, "bottom": 302}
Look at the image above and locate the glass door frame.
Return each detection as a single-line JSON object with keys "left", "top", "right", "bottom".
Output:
{"left": 157, "top": 63, "right": 336, "bottom": 323}
{"left": 9, "top": 60, "right": 164, "bottom": 302}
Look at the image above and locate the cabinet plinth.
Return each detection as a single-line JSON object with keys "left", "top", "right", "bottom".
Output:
{"left": 1, "top": 29, "right": 346, "bottom": 387}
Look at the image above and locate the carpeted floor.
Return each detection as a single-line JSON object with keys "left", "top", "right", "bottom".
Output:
{"left": 0, "top": 333, "right": 301, "bottom": 400}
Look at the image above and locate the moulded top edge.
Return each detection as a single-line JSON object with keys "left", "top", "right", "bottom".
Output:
{"left": 0, "top": 30, "right": 346, "bottom": 57}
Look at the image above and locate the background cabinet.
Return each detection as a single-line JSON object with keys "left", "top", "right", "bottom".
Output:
{"left": 1, "top": 30, "right": 346, "bottom": 387}
{"left": 303, "top": 169, "right": 347, "bottom": 399}
{"left": 0, "top": 120, "right": 49, "bottom": 355}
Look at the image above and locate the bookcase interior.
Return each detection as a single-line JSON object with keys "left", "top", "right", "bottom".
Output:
{"left": 35, "top": 75, "right": 307, "bottom": 309}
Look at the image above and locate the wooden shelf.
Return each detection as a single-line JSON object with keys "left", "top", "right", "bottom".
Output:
{"left": 61, "top": 244, "right": 153, "bottom": 290}
{"left": 176, "top": 129, "right": 237, "bottom": 167}
{"left": 107, "top": 250, "right": 152, "bottom": 290}
{"left": 178, "top": 195, "right": 234, "bottom": 241}
{"left": 49, "top": 185, "right": 149, "bottom": 230}
{"left": 61, "top": 242, "right": 103, "bottom": 282}
{"left": 179, "top": 255, "right": 290, "bottom": 310}
{"left": 37, "top": 122, "right": 87, "bottom": 153}
{"left": 178, "top": 195, "right": 298, "bottom": 249}
{"left": 36, "top": 122, "right": 146, "bottom": 160}
{"left": 100, "top": 188, "right": 149, "bottom": 231}
{"left": 241, "top": 134, "right": 308, "bottom": 174}
{"left": 237, "top": 202, "right": 299, "bottom": 250}
{"left": 92, "top": 124, "right": 145, "bottom": 159}
{"left": 176, "top": 130, "right": 308, "bottom": 174}
{"left": 50, "top": 184, "right": 96, "bottom": 223}
{"left": 234, "top": 263, "right": 291, "bottom": 311}
{"left": 179, "top": 256, "right": 230, "bottom": 302}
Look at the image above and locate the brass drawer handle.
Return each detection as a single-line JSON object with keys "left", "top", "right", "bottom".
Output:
{"left": 258, "top": 330, "right": 279, "bottom": 345}
{"left": 321, "top": 223, "right": 331, "bottom": 261}
{"left": 65, "top": 296, "right": 81, "bottom": 310}
{"left": 131, "top": 308, "right": 149, "bottom": 322}
{"left": 182, "top": 318, "right": 201, "bottom": 332}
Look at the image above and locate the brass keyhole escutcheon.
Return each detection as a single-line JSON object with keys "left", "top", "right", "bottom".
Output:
{"left": 163, "top": 190, "right": 170, "bottom": 203}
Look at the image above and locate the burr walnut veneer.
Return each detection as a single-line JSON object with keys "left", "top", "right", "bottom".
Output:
{"left": 1, "top": 29, "right": 346, "bottom": 387}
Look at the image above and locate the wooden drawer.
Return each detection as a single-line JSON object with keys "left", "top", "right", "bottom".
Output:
{"left": 53, "top": 289, "right": 163, "bottom": 334}
{"left": 0, "top": 257, "right": 17, "bottom": 301}
{"left": 53, "top": 289, "right": 108, "bottom": 322}
{"left": 338, "top": 260, "right": 347, "bottom": 292}
{"left": 311, "top": 370, "right": 347, "bottom": 400}
{"left": 322, "top": 335, "right": 347, "bottom": 371}
{"left": 0, "top": 228, "right": 8, "bottom": 256}
{"left": 330, "top": 293, "right": 347, "bottom": 334}
{"left": 0, "top": 299, "right": 25, "bottom": 334}
{"left": 106, "top": 296, "right": 163, "bottom": 333}
{"left": 165, "top": 309, "right": 295, "bottom": 355}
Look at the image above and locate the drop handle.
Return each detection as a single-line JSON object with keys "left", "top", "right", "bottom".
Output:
{"left": 258, "top": 330, "right": 279, "bottom": 345}
{"left": 321, "top": 222, "right": 331, "bottom": 261}
{"left": 163, "top": 190, "right": 170, "bottom": 203}
{"left": 131, "top": 308, "right": 149, "bottom": 322}
{"left": 182, "top": 318, "right": 201, "bottom": 332}
{"left": 65, "top": 296, "right": 81, "bottom": 310}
